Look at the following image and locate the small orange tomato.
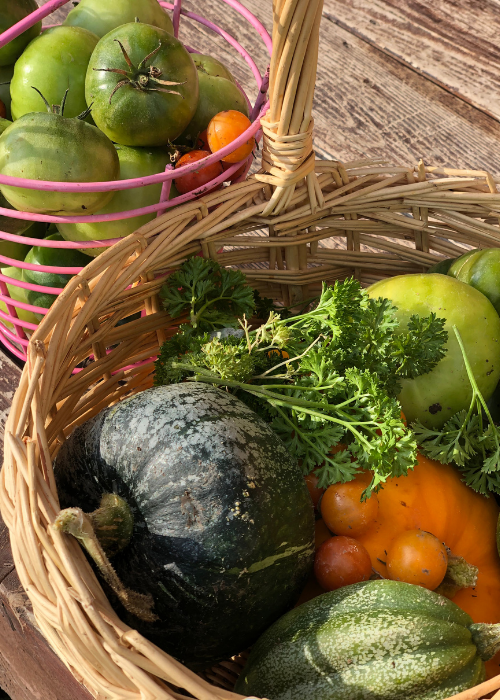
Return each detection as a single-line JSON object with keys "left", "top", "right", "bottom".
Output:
{"left": 305, "top": 470, "right": 324, "bottom": 508}
{"left": 314, "top": 536, "right": 372, "bottom": 591}
{"left": 0, "top": 100, "right": 5, "bottom": 120}
{"left": 174, "top": 150, "right": 223, "bottom": 195}
{"left": 386, "top": 529, "right": 448, "bottom": 590}
{"left": 196, "top": 129, "right": 210, "bottom": 151}
{"left": 315, "top": 519, "right": 331, "bottom": 549}
{"left": 320, "top": 472, "right": 379, "bottom": 537}
{"left": 207, "top": 110, "right": 255, "bottom": 164}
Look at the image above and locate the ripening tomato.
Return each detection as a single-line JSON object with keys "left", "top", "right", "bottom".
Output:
{"left": 305, "top": 470, "right": 324, "bottom": 508}
{"left": 386, "top": 529, "right": 448, "bottom": 590}
{"left": 315, "top": 519, "right": 331, "bottom": 549}
{"left": 0, "top": 100, "right": 6, "bottom": 120}
{"left": 314, "top": 536, "right": 372, "bottom": 591}
{"left": 321, "top": 472, "right": 379, "bottom": 537}
{"left": 196, "top": 130, "right": 210, "bottom": 151}
{"left": 174, "top": 150, "right": 223, "bottom": 195}
{"left": 207, "top": 110, "right": 255, "bottom": 164}
{"left": 222, "top": 159, "right": 248, "bottom": 183}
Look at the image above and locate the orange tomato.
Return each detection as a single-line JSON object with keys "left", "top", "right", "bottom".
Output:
{"left": 315, "top": 519, "right": 331, "bottom": 549}
{"left": 195, "top": 129, "right": 210, "bottom": 151}
{"left": 207, "top": 110, "right": 255, "bottom": 164}
{"left": 314, "top": 536, "right": 372, "bottom": 591}
{"left": 386, "top": 529, "right": 448, "bottom": 590}
{"left": 305, "top": 470, "right": 324, "bottom": 508}
{"left": 320, "top": 471, "right": 379, "bottom": 537}
{"left": 174, "top": 150, "right": 223, "bottom": 195}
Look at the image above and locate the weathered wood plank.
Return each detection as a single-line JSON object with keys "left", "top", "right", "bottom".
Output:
{"left": 39, "top": 0, "right": 500, "bottom": 172}
{"left": 322, "top": 0, "right": 500, "bottom": 123}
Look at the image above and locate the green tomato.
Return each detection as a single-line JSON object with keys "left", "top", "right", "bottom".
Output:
{"left": 447, "top": 248, "right": 500, "bottom": 316}
{"left": 0, "top": 64, "right": 14, "bottom": 119}
{"left": 0, "top": 265, "right": 39, "bottom": 329}
{"left": 0, "top": 117, "right": 11, "bottom": 135}
{"left": 64, "top": 0, "right": 173, "bottom": 38}
{"left": 0, "top": 112, "right": 119, "bottom": 215}
{"left": 23, "top": 233, "right": 91, "bottom": 310}
{"left": 0, "top": 210, "right": 48, "bottom": 262}
{"left": 367, "top": 274, "right": 500, "bottom": 429}
{"left": 86, "top": 23, "right": 199, "bottom": 146}
{"left": 11, "top": 26, "right": 99, "bottom": 121}
{"left": 57, "top": 144, "right": 170, "bottom": 256}
{"left": 177, "top": 54, "right": 249, "bottom": 146}
{"left": 0, "top": 0, "right": 41, "bottom": 67}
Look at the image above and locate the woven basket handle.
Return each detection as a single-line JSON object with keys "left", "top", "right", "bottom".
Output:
{"left": 256, "top": 0, "right": 325, "bottom": 216}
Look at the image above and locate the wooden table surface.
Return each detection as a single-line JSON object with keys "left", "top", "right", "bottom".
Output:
{"left": 0, "top": 0, "right": 500, "bottom": 696}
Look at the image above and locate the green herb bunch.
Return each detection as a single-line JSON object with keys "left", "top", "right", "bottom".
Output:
{"left": 155, "top": 258, "right": 448, "bottom": 498}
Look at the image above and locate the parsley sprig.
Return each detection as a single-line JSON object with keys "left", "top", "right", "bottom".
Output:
{"left": 413, "top": 327, "right": 500, "bottom": 495}
{"left": 155, "top": 260, "right": 448, "bottom": 498}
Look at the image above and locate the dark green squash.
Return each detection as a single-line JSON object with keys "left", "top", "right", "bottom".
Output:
{"left": 54, "top": 382, "right": 314, "bottom": 669}
{"left": 236, "top": 579, "right": 500, "bottom": 700}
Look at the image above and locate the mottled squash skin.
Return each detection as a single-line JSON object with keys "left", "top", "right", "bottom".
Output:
{"left": 236, "top": 580, "right": 486, "bottom": 700}
{"left": 54, "top": 383, "right": 314, "bottom": 669}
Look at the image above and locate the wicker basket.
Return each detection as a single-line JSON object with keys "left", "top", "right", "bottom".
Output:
{"left": 2, "top": 0, "right": 500, "bottom": 698}
{"left": 0, "top": 0, "right": 270, "bottom": 362}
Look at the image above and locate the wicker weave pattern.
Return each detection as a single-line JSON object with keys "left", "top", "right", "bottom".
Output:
{"left": 2, "top": 0, "right": 500, "bottom": 698}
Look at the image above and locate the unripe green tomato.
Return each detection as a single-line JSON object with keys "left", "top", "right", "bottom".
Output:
{"left": 86, "top": 23, "right": 199, "bottom": 146}
{"left": 64, "top": 0, "right": 174, "bottom": 38}
{"left": 0, "top": 265, "right": 39, "bottom": 329}
{"left": 367, "top": 274, "right": 500, "bottom": 429}
{"left": 177, "top": 54, "right": 249, "bottom": 147}
{"left": 0, "top": 0, "right": 41, "bottom": 67}
{"left": 57, "top": 144, "right": 170, "bottom": 256}
{"left": 448, "top": 248, "right": 500, "bottom": 316}
{"left": 11, "top": 26, "right": 99, "bottom": 121}
{"left": 0, "top": 112, "right": 119, "bottom": 215}
{"left": 23, "top": 233, "right": 91, "bottom": 313}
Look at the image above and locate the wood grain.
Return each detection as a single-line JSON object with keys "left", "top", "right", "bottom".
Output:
{"left": 38, "top": 0, "right": 500, "bottom": 172}
{"left": 322, "top": 0, "right": 500, "bottom": 122}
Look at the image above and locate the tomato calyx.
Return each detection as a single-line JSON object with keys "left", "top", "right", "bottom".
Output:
{"left": 94, "top": 39, "right": 186, "bottom": 103}
{"left": 30, "top": 86, "right": 92, "bottom": 121}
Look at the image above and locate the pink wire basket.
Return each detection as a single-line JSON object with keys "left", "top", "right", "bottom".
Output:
{"left": 0, "top": 0, "right": 271, "bottom": 361}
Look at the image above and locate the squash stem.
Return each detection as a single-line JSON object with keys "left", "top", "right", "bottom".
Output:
{"left": 88, "top": 493, "right": 134, "bottom": 557}
{"left": 435, "top": 554, "right": 478, "bottom": 599}
{"left": 469, "top": 623, "right": 500, "bottom": 661}
{"left": 54, "top": 506, "right": 158, "bottom": 623}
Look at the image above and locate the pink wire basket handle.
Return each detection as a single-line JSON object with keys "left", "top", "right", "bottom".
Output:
{"left": 0, "top": 0, "right": 272, "bottom": 360}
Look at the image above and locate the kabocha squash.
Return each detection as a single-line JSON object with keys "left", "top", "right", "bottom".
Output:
{"left": 53, "top": 382, "right": 314, "bottom": 669}
{"left": 355, "top": 453, "right": 500, "bottom": 676}
{"left": 236, "top": 580, "right": 498, "bottom": 700}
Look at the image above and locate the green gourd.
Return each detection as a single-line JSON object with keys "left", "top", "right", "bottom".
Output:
{"left": 236, "top": 579, "right": 500, "bottom": 700}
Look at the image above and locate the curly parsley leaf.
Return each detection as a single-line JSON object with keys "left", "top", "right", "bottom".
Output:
{"left": 159, "top": 256, "right": 255, "bottom": 331}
